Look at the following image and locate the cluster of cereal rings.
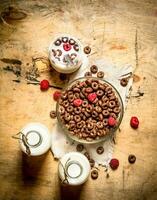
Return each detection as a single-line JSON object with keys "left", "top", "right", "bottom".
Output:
{"left": 58, "top": 78, "right": 121, "bottom": 141}
{"left": 54, "top": 36, "right": 79, "bottom": 51}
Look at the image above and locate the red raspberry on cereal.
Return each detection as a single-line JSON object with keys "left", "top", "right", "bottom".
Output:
{"left": 53, "top": 91, "right": 61, "bottom": 101}
{"left": 40, "top": 79, "right": 49, "bottom": 91}
{"left": 88, "top": 93, "right": 97, "bottom": 103}
{"left": 108, "top": 116, "right": 116, "bottom": 126}
{"left": 63, "top": 43, "right": 71, "bottom": 51}
{"left": 73, "top": 99, "right": 83, "bottom": 107}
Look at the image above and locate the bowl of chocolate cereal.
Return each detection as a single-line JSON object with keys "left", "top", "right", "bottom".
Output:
{"left": 56, "top": 77, "right": 124, "bottom": 144}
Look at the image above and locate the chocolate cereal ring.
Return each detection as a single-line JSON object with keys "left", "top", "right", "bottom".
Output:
{"left": 99, "top": 84, "right": 106, "bottom": 91}
{"left": 54, "top": 39, "right": 61, "bottom": 46}
{"left": 99, "top": 113, "right": 104, "bottom": 121}
{"left": 90, "top": 130, "right": 97, "bottom": 138}
{"left": 90, "top": 65, "right": 98, "bottom": 74}
{"left": 89, "top": 159, "right": 95, "bottom": 168}
{"left": 84, "top": 46, "right": 91, "bottom": 54}
{"left": 97, "top": 71, "right": 104, "bottom": 78}
{"left": 85, "top": 111, "right": 90, "bottom": 118}
{"left": 74, "top": 115, "right": 81, "bottom": 122}
{"left": 103, "top": 110, "right": 109, "bottom": 117}
{"left": 76, "top": 144, "right": 84, "bottom": 152}
{"left": 68, "top": 94, "right": 74, "bottom": 102}
{"left": 102, "top": 96, "right": 109, "bottom": 102}
{"left": 91, "top": 170, "right": 98, "bottom": 179}
{"left": 96, "top": 146, "right": 104, "bottom": 154}
{"left": 113, "top": 107, "right": 121, "bottom": 114}
{"left": 128, "top": 154, "right": 136, "bottom": 164}
{"left": 77, "top": 122, "right": 83, "bottom": 129}
{"left": 106, "top": 86, "right": 113, "bottom": 94}
{"left": 91, "top": 82, "right": 99, "bottom": 90}
{"left": 62, "top": 37, "right": 68, "bottom": 43}
{"left": 74, "top": 107, "right": 81, "bottom": 114}
{"left": 97, "top": 130, "right": 104, "bottom": 137}
{"left": 56, "top": 49, "right": 62, "bottom": 56}
{"left": 86, "top": 104, "right": 93, "bottom": 113}
{"left": 80, "top": 92, "right": 85, "bottom": 99}
{"left": 87, "top": 122, "right": 94, "bottom": 130}
{"left": 110, "top": 112, "right": 117, "bottom": 119}
{"left": 64, "top": 113, "right": 71, "bottom": 121}
{"left": 59, "top": 106, "right": 65, "bottom": 115}
{"left": 74, "top": 93, "right": 80, "bottom": 99}
{"left": 95, "top": 106, "right": 102, "bottom": 113}
{"left": 82, "top": 100, "right": 88, "bottom": 107}
{"left": 120, "top": 78, "right": 128, "bottom": 87}
{"left": 78, "top": 133, "right": 83, "bottom": 139}
{"left": 92, "top": 110, "right": 98, "bottom": 118}
{"left": 109, "top": 100, "right": 116, "bottom": 108}
{"left": 50, "top": 110, "right": 56, "bottom": 118}
{"left": 73, "top": 44, "right": 79, "bottom": 51}
{"left": 67, "top": 105, "right": 74, "bottom": 113}
{"left": 96, "top": 90, "right": 104, "bottom": 97}
{"left": 98, "top": 100, "right": 103, "bottom": 106}
{"left": 62, "top": 100, "right": 69, "bottom": 107}
{"left": 102, "top": 101, "right": 109, "bottom": 108}
{"left": 73, "top": 87, "right": 80, "bottom": 92}
{"left": 69, "top": 38, "right": 75, "bottom": 45}
{"left": 51, "top": 49, "right": 56, "bottom": 57}
{"left": 96, "top": 122, "right": 104, "bottom": 129}
{"left": 84, "top": 71, "right": 92, "bottom": 77}
{"left": 85, "top": 87, "right": 93, "bottom": 93}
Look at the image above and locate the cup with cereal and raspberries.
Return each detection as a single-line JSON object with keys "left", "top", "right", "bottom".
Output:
{"left": 56, "top": 77, "right": 124, "bottom": 144}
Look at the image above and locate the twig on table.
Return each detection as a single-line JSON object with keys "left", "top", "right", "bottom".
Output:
{"left": 134, "top": 28, "right": 138, "bottom": 72}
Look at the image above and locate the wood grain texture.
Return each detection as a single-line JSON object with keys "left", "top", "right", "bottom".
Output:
{"left": 0, "top": 0, "right": 157, "bottom": 200}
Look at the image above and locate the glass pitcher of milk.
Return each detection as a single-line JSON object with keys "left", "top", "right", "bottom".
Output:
{"left": 58, "top": 152, "right": 91, "bottom": 185}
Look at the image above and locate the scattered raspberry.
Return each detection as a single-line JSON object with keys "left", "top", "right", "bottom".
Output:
{"left": 73, "top": 99, "right": 83, "bottom": 107}
{"left": 130, "top": 116, "right": 139, "bottom": 129}
{"left": 53, "top": 91, "right": 61, "bottom": 101}
{"left": 88, "top": 93, "right": 97, "bottom": 103}
{"left": 109, "top": 158, "right": 119, "bottom": 170}
{"left": 63, "top": 43, "right": 71, "bottom": 51}
{"left": 40, "top": 79, "right": 49, "bottom": 91}
{"left": 108, "top": 116, "right": 116, "bottom": 126}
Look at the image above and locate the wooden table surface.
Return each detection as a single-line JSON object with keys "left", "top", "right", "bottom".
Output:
{"left": 0, "top": 0, "right": 157, "bottom": 200}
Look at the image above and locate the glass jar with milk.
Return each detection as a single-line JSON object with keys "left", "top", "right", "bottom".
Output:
{"left": 58, "top": 152, "right": 91, "bottom": 185}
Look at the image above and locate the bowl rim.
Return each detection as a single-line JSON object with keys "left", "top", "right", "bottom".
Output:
{"left": 56, "top": 77, "right": 124, "bottom": 144}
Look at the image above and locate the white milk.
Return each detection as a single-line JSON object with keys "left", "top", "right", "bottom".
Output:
{"left": 19, "top": 123, "right": 51, "bottom": 156}
{"left": 58, "top": 152, "right": 90, "bottom": 185}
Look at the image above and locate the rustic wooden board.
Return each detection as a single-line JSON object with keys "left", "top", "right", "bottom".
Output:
{"left": 0, "top": 0, "right": 157, "bottom": 200}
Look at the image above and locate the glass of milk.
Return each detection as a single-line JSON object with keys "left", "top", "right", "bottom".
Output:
{"left": 58, "top": 152, "right": 91, "bottom": 185}
{"left": 18, "top": 123, "right": 51, "bottom": 156}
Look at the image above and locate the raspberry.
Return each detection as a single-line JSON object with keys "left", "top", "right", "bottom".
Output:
{"left": 53, "top": 91, "right": 61, "bottom": 101}
{"left": 109, "top": 158, "right": 119, "bottom": 170}
{"left": 108, "top": 116, "right": 116, "bottom": 126}
{"left": 40, "top": 79, "right": 49, "bottom": 91}
{"left": 63, "top": 43, "right": 71, "bottom": 51}
{"left": 88, "top": 93, "right": 97, "bottom": 103}
{"left": 73, "top": 99, "right": 83, "bottom": 107}
{"left": 130, "top": 116, "right": 139, "bottom": 129}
